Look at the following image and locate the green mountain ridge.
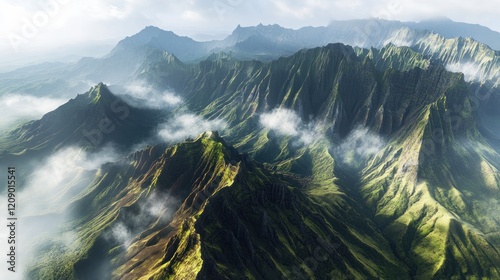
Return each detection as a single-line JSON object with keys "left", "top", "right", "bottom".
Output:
{"left": 2, "top": 83, "right": 161, "bottom": 155}
{"left": 3, "top": 41, "right": 500, "bottom": 279}
{"left": 28, "top": 132, "right": 413, "bottom": 279}
{"left": 359, "top": 77, "right": 500, "bottom": 278}
{"left": 141, "top": 43, "right": 500, "bottom": 278}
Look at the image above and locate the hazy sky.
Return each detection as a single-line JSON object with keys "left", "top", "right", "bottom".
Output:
{"left": 1, "top": 0, "right": 500, "bottom": 68}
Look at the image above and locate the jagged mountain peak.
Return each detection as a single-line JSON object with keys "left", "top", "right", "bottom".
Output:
{"left": 67, "top": 19, "right": 500, "bottom": 86}
{"left": 86, "top": 82, "right": 116, "bottom": 104}
{"left": 53, "top": 131, "right": 410, "bottom": 279}
{"left": 204, "top": 51, "right": 235, "bottom": 61}
{"left": 7, "top": 84, "right": 161, "bottom": 154}
{"left": 83, "top": 26, "right": 202, "bottom": 83}
{"left": 6, "top": 19, "right": 500, "bottom": 280}
{"left": 197, "top": 130, "right": 222, "bottom": 141}
{"left": 328, "top": 17, "right": 404, "bottom": 26}
{"left": 406, "top": 18, "right": 500, "bottom": 50}
{"left": 108, "top": 26, "right": 203, "bottom": 62}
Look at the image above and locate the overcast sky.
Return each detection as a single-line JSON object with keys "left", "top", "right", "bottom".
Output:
{"left": 1, "top": 0, "right": 500, "bottom": 69}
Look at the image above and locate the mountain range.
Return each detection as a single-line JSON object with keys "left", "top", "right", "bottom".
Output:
{"left": 2, "top": 18, "right": 500, "bottom": 96}
{"left": 1, "top": 19, "right": 500, "bottom": 279}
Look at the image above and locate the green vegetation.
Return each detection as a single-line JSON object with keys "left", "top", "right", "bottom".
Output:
{"left": 5, "top": 42, "right": 500, "bottom": 279}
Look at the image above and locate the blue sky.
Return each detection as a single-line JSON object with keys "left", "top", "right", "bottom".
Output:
{"left": 1, "top": 0, "right": 499, "bottom": 68}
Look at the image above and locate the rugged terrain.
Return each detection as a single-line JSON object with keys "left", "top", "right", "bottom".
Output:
{"left": 1, "top": 21, "right": 500, "bottom": 279}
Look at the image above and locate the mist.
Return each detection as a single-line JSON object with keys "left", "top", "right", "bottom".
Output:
{"left": 259, "top": 108, "right": 323, "bottom": 145}
{"left": 23, "top": 146, "right": 120, "bottom": 215}
{"left": 0, "top": 145, "right": 122, "bottom": 279}
{"left": 107, "top": 191, "right": 177, "bottom": 249}
{"left": 0, "top": 94, "right": 67, "bottom": 131}
{"left": 121, "top": 80, "right": 182, "bottom": 109}
{"left": 158, "top": 113, "right": 227, "bottom": 143}
{"left": 383, "top": 30, "right": 414, "bottom": 47}
{"left": 334, "top": 127, "right": 386, "bottom": 167}
{"left": 446, "top": 62, "right": 483, "bottom": 82}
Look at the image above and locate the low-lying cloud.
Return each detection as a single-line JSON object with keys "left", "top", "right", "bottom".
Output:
{"left": 335, "top": 127, "right": 385, "bottom": 166}
{"left": 446, "top": 62, "right": 483, "bottom": 82}
{"left": 122, "top": 80, "right": 182, "bottom": 109}
{"left": 107, "top": 192, "right": 177, "bottom": 248}
{"left": 23, "top": 146, "right": 121, "bottom": 215}
{"left": 110, "top": 222, "right": 133, "bottom": 248}
{"left": 158, "top": 113, "right": 227, "bottom": 143}
{"left": 259, "top": 108, "right": 322, "bottom": 145}
{"left": 0, "top": 145, "right": 122, "bottom": 278}
{"left": 0, "top": 94, "right": 66, "bottom": 131}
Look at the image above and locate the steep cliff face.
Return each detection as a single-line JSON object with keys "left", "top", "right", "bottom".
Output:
{"left": 359, "top": 76, "right": 500, "bottom": 278}
{"left": 7, "top": 40, "right": 500, "bottom": 279}
{"left": 145, "top": 43, "right": 468, "bottom": 139}
{"left": 413, "top": 35, "right": 500, "bottom": 83}
{"left": 27, "top": 132, "right": 410, "bottom": 279}
{"left": 4, "top": 19, "right": 500, "bottom": 100}
{"left": 357, "top": 43, "right": 432, "bottom": 71}
{"left": 137, "top": 43, "right": 500, "bottom": 278}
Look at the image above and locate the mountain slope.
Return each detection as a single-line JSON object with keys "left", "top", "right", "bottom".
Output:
{"left": 406, "top": 18, "right": 500, "bottom": 50}
{"left": 139, "top": 42, "right": 500, "bottom": 278}
{"left": 3, "top": 19, "right": 500, "bottom": 99}
{"left": 5, "top": 36, "right": 500, "bottom": 279}
{"left": 133, "top": 28, "right": 500, "bottom": 151}
{"left": 28, "top": 132, "right": 410, "bottom": 279}
{"left": 146, "top": 43, "right": 470, "bottom": 139}
{"left": 2, "top": 83, "right": 161, "bottom": 156}
{"left": 358, "top": 76, "right": 500, "bottom": 278}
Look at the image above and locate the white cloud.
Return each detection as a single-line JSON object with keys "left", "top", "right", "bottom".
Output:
{"left": 143, "top": 192, "right": 175, "bottom": 219}
{"left": 259, "top": 108, "right": 322, "bottom": 145}
{"left": 124, "top": 81, "right": 150, "bottom": 97}
{"left": 0, "top": 145, "right": 121, "bottom": 279}
{"left": 85, "top": 1, "right": 132, "bottom": 20}
{"left": 158, "top": 113, "right": 227, "bottom": 143}
{"left": 260, "top": 108, "right": 300, "bottom": 136}
{"left": 272, "top": 0, "right": 324, "bottom": 19}
{"left": 181, "top": 10, "right": 203, "bottom": 21}
{"left": 110, "top": 222, "right": 133, "bottom": 248}
{"left": 0, "top": 94, "right": 66, "bottom": 130}
{"left": 123, "top": 80, "right": 182, "bottom": 109}
{"left": 335, "top": 127, "right": 385, "bottom": 166}
{"left": 446, "top": 62, "right": 482, "bottom": 82}
{"left": 396, "top": 0, "right": 500, "bottom": 23}
{"left": 22, "top": 146, "right": 120, "bottom": 215}
{"left": 107, "top": 192, "right": 177, "bottom": 249}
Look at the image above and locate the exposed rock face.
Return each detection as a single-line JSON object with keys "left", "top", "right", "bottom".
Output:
{"left": 10, "top": 41, "right": 500, "bottom": 279}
